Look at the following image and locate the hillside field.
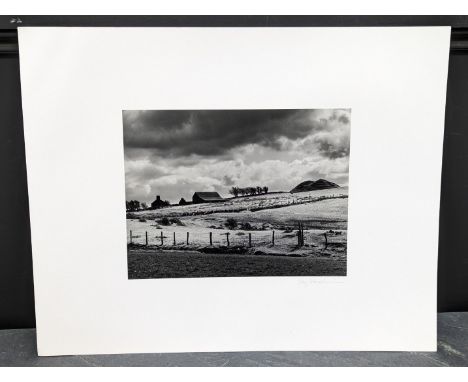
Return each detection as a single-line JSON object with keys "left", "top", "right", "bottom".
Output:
{"left": 127, "top": 187, "right": 348, "bottom": 257}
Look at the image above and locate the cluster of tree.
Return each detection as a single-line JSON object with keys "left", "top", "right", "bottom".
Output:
{"left": 126, "top": 200, "right": 148, "bottom": 211}
{"left": 229, "top": 186, "right": 269, "bottom": 197}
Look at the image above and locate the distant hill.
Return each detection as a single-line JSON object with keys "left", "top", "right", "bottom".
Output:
{"left": 290, "top": 179, "right": 340, "bottom": 193}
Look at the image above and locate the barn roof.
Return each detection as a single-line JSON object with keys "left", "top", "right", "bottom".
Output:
{"left": 193, "top": 192, "right": 224, "bottom": 201}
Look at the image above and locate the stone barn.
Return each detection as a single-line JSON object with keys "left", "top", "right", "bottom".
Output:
{"left": 151, "top": 195, "right": 168, "bottom": 209}
{"left": 192, "top": 192, "right": 224, "bottom": 204}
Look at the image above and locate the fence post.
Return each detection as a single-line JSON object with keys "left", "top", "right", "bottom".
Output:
{"left": 145, "top": 231, "right": 148, "bottom": 246}
{"left": 302, "top": 229, "right": 305, "bottom": 246}
{"left": 323, "top": 233, "right": 328, "bottom": 249}
{"left": 272, "top": 230, "right": 275, "bottom": 246}
{"left": 130, "top": 230, "right": 133, "bottom": 244}
{"left": 302, "top": 225, "right": 305, "bottom": 246}
{"left": 297, "top": 223, "right": 301, "bottom": 246}
{"left": 297, "top": 222, "right": 305, "bottom": 247}
{"left": 300, "top": 222, "right": 302, "bottom": 246}
{"left": 209, "top": 232, "right": 212, "bottom": 246}
{"left": 160, "top": 231, "right": 164, "bottom": 246}
{"left": 186, "top": 232, "right": 189, "bottom": 245}
{"left": 225, "top": 232, "right": 230, "bottom": 247}
{"left": 249, "top": 233, "right": 252, "bottom": 247}
{"left": 173, "top": 232, "right": 176, "bottom": 246}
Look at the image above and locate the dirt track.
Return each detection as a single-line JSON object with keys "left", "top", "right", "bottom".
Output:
{"left": 128, "top": 249, "right": 346, "bottom": 279}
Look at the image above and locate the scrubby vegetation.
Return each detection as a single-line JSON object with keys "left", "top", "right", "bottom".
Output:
{"left": 225, "top": 217, "right": 238, "bottom": 230}
{"left": 240, "top": 222, "right": 253, "bottom": 230}
{"left": 158, "top": 217, "right": 185, "bottom": 226}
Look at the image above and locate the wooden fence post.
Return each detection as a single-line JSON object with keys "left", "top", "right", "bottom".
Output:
{"left": 209, "top": 232, "right": 212, "bottom": 246}
{"left": 302, "top": 228, "right": 305, "bottom": 246}
{"left": 145, "top": 231, "right": 148, "bottom": 246}
{"left": 297, "top": 222, "right": 305, "bottom": 247}
{"left": 173, "top": 232, "right": 176, "bottom": 246}
{"left": 130, "top": 230, "right": 133, "bottom": 244}
{"left": 297, "top": 223, "right": 301, "bottom": 246}
{"left": 249, "top": 233, "right": 252, "bottom": 247}
{"left": 299, "top": 223, "right": 302, "bottom": 247}
{"left": 186, "top": 232, "right": 189, "bottom": 245}
{"left": 272, "top": 230, "right": 275, "bottom": 246}
{"left": 225, "top": 232, "right": 230, "bottom": 247}
{"left": 323, "top": 233, "right": 328, "bottom": 249}
{"left": 160, "top": 231, "right": 164, "bottom": 246}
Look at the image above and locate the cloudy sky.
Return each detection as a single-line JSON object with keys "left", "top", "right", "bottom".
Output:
{"left": 123, "top": 109, "right": 351, "bottom": 204}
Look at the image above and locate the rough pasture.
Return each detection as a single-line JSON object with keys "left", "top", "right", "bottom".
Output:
{"left": 127, "top": 188, "right": 348, "bottom": 257}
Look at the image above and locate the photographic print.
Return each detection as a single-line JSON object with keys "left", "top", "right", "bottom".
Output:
{"left": 123, "top": 109, "right": 350, "bottom": 279}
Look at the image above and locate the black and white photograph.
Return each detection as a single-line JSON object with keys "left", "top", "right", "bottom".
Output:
{"left": 123, "top": 109, "right": 350, "bottom": 278}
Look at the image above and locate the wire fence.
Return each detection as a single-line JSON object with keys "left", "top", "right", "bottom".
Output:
{"left": 127, "top": 227, "right": 341, "bottom": 249}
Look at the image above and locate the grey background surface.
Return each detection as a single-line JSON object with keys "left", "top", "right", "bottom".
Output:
{"left": 1, "top": 313, "right": 467, "bottom": 366}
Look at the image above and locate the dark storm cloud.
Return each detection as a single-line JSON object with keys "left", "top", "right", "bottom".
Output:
{"left": 338, "top": 114, "right": 350, "bottom": 124}
{"left": 223, "top": 175, "right": 235, "bottom": 186}
{"left": 123, "top": 109, "right": 323, "bottom": 157}
{"left": 123, "top": 109, "right": 351, "bottom": 202}
{"left": 308, "top": 109, "right": 351, "bottom": 159}
{"left": 315, "top": 140, "right": 350, "bottom": 159}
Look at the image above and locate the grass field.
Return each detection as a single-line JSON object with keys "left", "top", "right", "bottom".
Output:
{"left": 128, "top": 249, "right": 346, "bottom": 278}
{"left": 129, "top": 187, "right": 347, "bottom": 218}
{"left": 127, "top": 188, "right": 348, "bottom": 272}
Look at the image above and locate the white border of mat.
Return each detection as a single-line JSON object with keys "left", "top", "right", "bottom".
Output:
{"left": 18, "top": 27, "right": 450, "bottom": 355}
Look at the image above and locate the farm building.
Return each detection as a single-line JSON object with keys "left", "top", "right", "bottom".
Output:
{"left": 192, "top": 192, "right": 224, "bottom": 204}
{"left": 151, "top": 195, "right": 168, "bottom": 209}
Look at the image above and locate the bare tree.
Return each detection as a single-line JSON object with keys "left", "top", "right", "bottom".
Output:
{"left": 229, "top": 186, "right": 240, "bottom": 197}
